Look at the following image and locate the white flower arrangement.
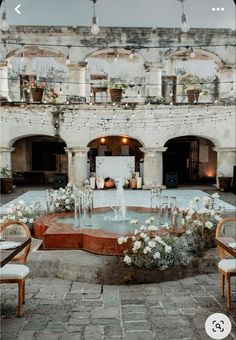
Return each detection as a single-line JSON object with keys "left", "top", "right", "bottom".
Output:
{"left": 53, "top": 183, "right": 75, "bottom": 212}
{"left": 0, "top": 200, "right": 44, "bottom": 232}
{"left": 118, "top": 193, "right": 224, "bottom": 270}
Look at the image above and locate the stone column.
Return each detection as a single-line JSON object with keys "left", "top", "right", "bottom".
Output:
{"left": 0, "top": 147, "right": 15, "bottom": 170}
{"left": 66, "top": 147, "right": 90, "bottom": 186}
{"left": 68, "top": 62, "right": 87, "bottom": 100}
{"left": 213, "top": 147, "right": 236, "bottom": 181}
{"left": 0, "top": 64, "right": 9, "bottom": 99}
{"left": 140, "top": 146, "right": 167, "bottom": 187}
{"left": 64, "top": 148, "right": 73, "bottom": 183}
{"left": 144, "top": 62, "right": 163, "bottom": 98}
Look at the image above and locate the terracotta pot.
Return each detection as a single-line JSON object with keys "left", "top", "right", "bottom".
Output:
{"left": 130, "top": 177, "right": 137, "bottom": 189}
{"left": 186, "top": 89, "right": 200, "bottom": 103}
{"left": 31, "top": 88, "right": 44, "bottom": 102}
{"left": 109, "top": 88, "right": 123, "bottom": 103}
{"left": 104, "top": 177, "right": 115, "bottom": 189}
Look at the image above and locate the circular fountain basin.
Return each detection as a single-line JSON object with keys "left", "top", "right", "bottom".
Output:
{"left": 33, "top": 207, "right": 184, "bottom": 255}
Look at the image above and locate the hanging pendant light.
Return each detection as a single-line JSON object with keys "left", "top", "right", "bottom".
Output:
{"left": 177, "top": 0, "right": 190, "bottom": 33}
{"left": 90, "top": 0, "right": 100, "bottom": 35}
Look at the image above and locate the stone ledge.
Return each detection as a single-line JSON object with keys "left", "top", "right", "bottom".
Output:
{"left": 28, "top": 248, "right": 220, "bottom": 285}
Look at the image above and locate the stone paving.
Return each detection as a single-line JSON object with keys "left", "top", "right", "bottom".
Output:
{"left": 1, "top": 274, "right": 236, "bottom": 340}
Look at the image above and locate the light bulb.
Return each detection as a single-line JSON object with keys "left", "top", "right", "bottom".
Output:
{"left": 66, "top": 56, "right": 70, "bottom": 65}
{"left": 181, "top": 13, "right": 190, "bottom": 33}
{"left": 190, "top": 50, "right": 196, "bottom": 58}
{"left": 1, "top": 11, "right": 9, "bottom": 32}
{"left": 91, "top": 16, "right": 100, "bottom": 35}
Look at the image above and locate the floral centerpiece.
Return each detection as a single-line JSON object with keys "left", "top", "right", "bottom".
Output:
{"left": 0, "top": 200, "right": 45, "bottom": 233}
{"left": 118, "top": 193, "right": 224, "bottom": 270}
{"left": 23, "top": 80, "right": 46, "bottom": 102}
{"left": 53, "top": 183, "right": 75, "bottom": 212}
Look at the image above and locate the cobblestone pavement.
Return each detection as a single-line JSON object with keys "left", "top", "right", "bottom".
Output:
{"left": 1, "top": 274, "right": 235, "bottom": 340}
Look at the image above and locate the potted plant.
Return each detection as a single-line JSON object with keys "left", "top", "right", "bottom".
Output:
{"left": 217, "top": 171, "right": 232, "bottom": 192}
{"left": 0, "top": 166, "right": 14, "bottom": 194}
{"left": 27, "top": 80, "right": 46, "bottom": 102}
{"left": 108, "top": 81, "right": 128, "bottom": 103}
{"left": 179, "top": 73, "right": 201, "bottom": 103}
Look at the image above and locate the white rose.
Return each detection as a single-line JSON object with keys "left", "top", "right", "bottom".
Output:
{"left": 65, "top": 199, "right": 70, "bottom": 204}
{"left": 211, "top": 193, "right": 220, "bottom": 199}
{"left": 148, "top": 225, "right": 158, "bottom": 231}
{"left": 205, "top": 221, "right": 213, "bottom": 229}
{"left": 165, "top": 245, "right": 172, "bottom": 253}
{"left": 143, "top": 246, "right": 151, "bottom": 254}
{"left": 56, "top": 203, "right": 60, "bottom": 207}
{"left": 29, "top": 218, "right": 34, "bottom": 223}
{"left": 22, "top": 217, "right": 28, "bottom": 223}
{"left": 17, "top": 211, "right": 23, "bottom": 217}
{"left": 132, "top": 241, "right": 142, "bottom": 252}
{"left": 124, "top": 255, "right": 132, "bottom": 265}
{"left": 153, "top": 252, "right": 161, "bottom": 259}
{"left": 145, "top": 219, "right": 151, "bottom": 225}
{"left": 140, "top": 232, "right": 146, "bottom": 239}
{"left": 148, "top": 240, "right": 156, "bottom": 248}
{"left": 118, "top": 236, "right": 128, "bottom": 245}
{"left": 129, "top": 219, "right": 138, "bottom": 225}
{"left": 150, "top": 217, "right": 155, "bottom": 221}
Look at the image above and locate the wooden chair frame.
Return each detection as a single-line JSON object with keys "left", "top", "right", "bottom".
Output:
{"left": 0, "top": 220, "right": 31, "bottom": 317}
{"left": 216, "top": 217, "right": 236, "bottom": 309}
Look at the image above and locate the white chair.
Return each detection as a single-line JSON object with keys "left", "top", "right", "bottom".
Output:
{"left": 0, "top": 221, "right": 31, "bottom": 317}
{"left": 216, "top": 217, "right": 236, "bottom": 309}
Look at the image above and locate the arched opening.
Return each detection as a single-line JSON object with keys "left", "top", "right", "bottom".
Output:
{"left": 11, "top": 135, "right": 67, "bottom": 186}
{"left": 85, "top": 48, "right": 146, "bottom": 103}
{"left": 161, "top": 48, "right": 222, "bottom": 104}
{"left": 5, "top": 46, "right": 68, "bottom": 102}
{"left": 88, "top": 136, "right": 144, "bottom": 177}
{"left": 163, "top": 136, "right": 216, "bottom": 185}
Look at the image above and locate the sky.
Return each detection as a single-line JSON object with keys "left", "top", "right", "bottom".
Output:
{"left": 1, "top": 0, "right": 235, "bottom": 29}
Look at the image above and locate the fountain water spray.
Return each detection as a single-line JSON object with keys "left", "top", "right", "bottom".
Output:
{"left": 106, "top": 178, "right": 129, "bottom": 222}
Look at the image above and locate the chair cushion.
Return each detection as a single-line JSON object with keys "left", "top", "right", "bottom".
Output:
{"left": 218, "top": 259, "right": 236, "bottom": 273}
{"left": 0, "top": 264, "right": 29, "bottom": 279}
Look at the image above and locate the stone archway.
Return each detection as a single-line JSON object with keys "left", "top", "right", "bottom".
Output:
{"left": 11, "top": 135, "right": 68, "bottom": 185}
{"left": 163, "top": 136, "right": 216, "bottom": 185}
{"left": 87, "top": 135, "right": 144, "bottom": 177}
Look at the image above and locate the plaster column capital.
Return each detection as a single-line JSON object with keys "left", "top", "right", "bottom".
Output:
{"left": 0, "top": 147, "right": 15, "bottom": 153}
{"left": 213, "top": 147, "right": 236, "bottom": 153}
{"left": 144, "top": 62, "right": 163, "bottom": 71}
{"left": 68, "top": 62, "right": 87, "bottom": 71}
{"left": 140, "top": 146, "right": 167, "bottom": 156}
{"left": 67, "top": 146, "right": 90, "bottom": 157}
